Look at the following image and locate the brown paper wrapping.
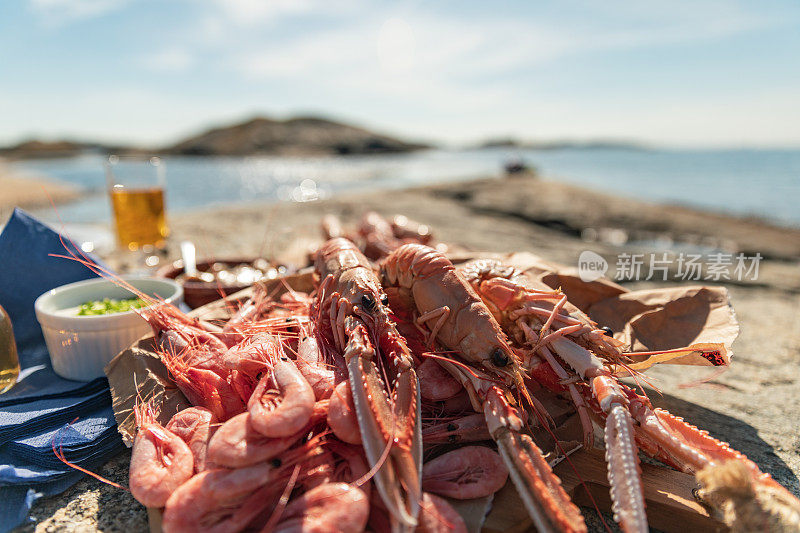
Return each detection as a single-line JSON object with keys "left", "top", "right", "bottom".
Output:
{"left": 501, "top": 252, "right": 627, "bottom": 310}
{"left": 588, "top": 286, "right": 738, "bottom": 369}
{"left": 500, "top": 252, "right": 738, "bottom": 369}
{"left": 106, "top": 337, "right": 192, "bottom": 446}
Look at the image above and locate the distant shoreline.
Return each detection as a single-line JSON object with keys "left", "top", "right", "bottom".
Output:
{"left": 0, "top": 115, "right": 429, "bottom": 159}
{"left": 0, "top": 158, "right": 80, "bottom": 219}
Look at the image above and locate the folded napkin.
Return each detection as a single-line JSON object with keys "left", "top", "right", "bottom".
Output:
{"left": 12, "top": 407, "right": 120, "bottom": 456}
{"left": 0, "top": 388, "right": 112, "bottom": 444}
{"left": 0, "top": 208, "right": 124, "bottom": 532}
{"left": 1, "top": 407, "right": 123, "bottom": 480}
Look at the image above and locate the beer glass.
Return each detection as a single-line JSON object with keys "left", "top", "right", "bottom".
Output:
{"left": 106, "top": 156, "right": 169, "bottom": 252}
{"left": 0, "top": 304, "right": 20, "bottom": 394}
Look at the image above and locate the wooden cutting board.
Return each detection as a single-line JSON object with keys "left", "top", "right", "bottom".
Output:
{"left": 483, "top": 448, "right": 726, "bottom": 532}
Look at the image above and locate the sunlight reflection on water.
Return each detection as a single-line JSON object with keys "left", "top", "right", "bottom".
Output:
{"left": 16, "top": 147, "right": 800, "bottom": 229}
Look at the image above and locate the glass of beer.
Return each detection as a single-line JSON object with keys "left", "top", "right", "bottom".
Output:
{"left": 106, "top": 156, "right": 169, "bottom": 252}
{"left": 0, "top": 304, "right": 20, "bottom": 394}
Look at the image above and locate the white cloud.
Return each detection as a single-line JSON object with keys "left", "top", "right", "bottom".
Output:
{"left": 142, "top": 48, "right": 195, "bottom": 72}
{"left": 235, "top": 27, "right": 368, "bottom": 79}
{"left": 212, "top": 0, "right": 308, "bottom": 24}
{"left": 0, "top": 85, "right": 246, "bottom": 146}
{"left": 376, "top": 18, "right": 416, "bottom": 74}
{"left": 207, "top": 0, "right": 352, "bottom": 26}
{"left": 227, "top": 2, "right": 770, "bottom": 91}
{"left": 223, "top": 2, "right": 789, "bottom": 141}
{"left": 29, "top": 0, "right": 128, "bottom": 24}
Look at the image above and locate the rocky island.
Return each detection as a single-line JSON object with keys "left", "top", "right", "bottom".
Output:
{"left": 0, "top": 116, "right": 429, "bottom": 159}
{"left": 161, "top": 116, "right": 429, "bottom": 156}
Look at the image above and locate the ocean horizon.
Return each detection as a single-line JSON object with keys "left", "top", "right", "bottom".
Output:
{"left": 14, "top": 146, "right": 800, "bottom": 228}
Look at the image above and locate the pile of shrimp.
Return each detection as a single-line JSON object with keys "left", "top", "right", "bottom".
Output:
{"left": 128, "top": 279, "right": 511, "bottom": 533}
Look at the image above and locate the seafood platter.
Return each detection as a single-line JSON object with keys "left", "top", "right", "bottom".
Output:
{"left": 99, "top": 212, "right": 800, "bottom": 532}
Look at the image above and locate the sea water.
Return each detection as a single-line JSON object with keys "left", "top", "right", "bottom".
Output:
{"left": 14, "top": 147, "right": 800, "bottom": 228}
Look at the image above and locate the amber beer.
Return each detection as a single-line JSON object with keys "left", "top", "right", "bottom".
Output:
{"left": 110, "top": 186, "right": 168, "bottom": 250}
{"left": 0, "top": 304, "right": 20, "bottom": 394}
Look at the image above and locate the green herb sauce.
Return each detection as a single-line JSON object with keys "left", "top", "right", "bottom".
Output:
{"left": 77, "top": 297, "right": 148, "bottom": 316}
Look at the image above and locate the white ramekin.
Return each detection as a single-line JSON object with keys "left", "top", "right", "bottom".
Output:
{"left": 34, "top": 277, "right": 183, "bottom": 381}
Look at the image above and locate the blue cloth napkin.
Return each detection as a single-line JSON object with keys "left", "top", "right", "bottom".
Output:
{"left": 0, "top": 388, "right": 112, "bottom": 444}
{"left": 9, "top": 410, "right": 122, "bottom": 470}
{"left": 1, "top": 407, "right": 123, "bottom": 480}
{"left": 0, "top": 209, "right": 125, "bottom": 532}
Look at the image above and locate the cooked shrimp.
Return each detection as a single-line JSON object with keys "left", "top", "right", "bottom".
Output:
{"left": 417, "top": 358, "right": 463, "bottom": 401}
{"left": 271, "top": 482, "right": 369, "bottom": 533}
{"left": 165, "top": 407, "right": 217, "bottom": 472}
{"left": 129, "top": 403, "right": 194, "bottom": 508}
{"left": 163, "top": 462, "right": 284, "bottom": 533}
{"left": 416, "top": 492, "right": 468, "bottom": 533}
{"left": 206, "top": 412, "right": 303, "bottom": 468}
{"left": 422, "top": 446, "right": 508, "bottom": 499}
{"left": 421, "top": 414, "right": 491, "bottom": 445}
{"left": 295, "top": 335, "right": 335, "bottom": 400}
{"left": 248, "top": 357, "right": 315, "bottom": 438}
{"left": 326, "top": 380, "right": 361, "bottom": 445}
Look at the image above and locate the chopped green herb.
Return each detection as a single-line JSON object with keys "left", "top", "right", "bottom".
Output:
{"left": 77, "top": 297, "right": 148, "bottom": 316}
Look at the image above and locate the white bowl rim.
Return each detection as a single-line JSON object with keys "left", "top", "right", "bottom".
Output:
{"left": 34, "top": 276, "right": 182, "bottom": 326}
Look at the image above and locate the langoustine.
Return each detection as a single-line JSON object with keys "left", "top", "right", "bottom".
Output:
{"left": 312, "top": 237, "right": 423, "bottom": 527}
{"left": 381, "top": 243, "right": 587, "bottom": 532}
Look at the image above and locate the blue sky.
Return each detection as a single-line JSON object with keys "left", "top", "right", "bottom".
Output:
{"left": 1, "top": 0, "right": 799, "bottom": 147}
